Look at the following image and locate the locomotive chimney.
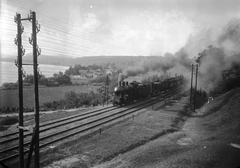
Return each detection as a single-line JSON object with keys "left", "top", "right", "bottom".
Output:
{"left": 126, "top": 81, "right": 128, "bottom": 86}
{"left": 118, "top": 73, "right": 125, "bottom": 83}
{"left": 122, "top": 81, "right": 125, "bottom": 86}
{"left": 118, "top": 81, "right": 121, "bottom": 86}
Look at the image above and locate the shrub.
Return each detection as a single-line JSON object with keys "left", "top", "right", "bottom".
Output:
{"left": 42, "top": 91, "right": 103, "bottom": 110}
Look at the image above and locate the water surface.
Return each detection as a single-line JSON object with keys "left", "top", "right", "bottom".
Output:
{"left": 0, "top": 61, "right": 69, "bottom": 86}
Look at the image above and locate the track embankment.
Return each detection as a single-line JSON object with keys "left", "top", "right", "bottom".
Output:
{"left": 93, "top": 87, "right": 240, "bottom": 168}
{"left": 37, "top": 90, "right": 189, "bottom": 168}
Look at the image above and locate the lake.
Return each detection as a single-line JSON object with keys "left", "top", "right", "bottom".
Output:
{"left": 0, "top": 61, "right": 69, "bottom": 86}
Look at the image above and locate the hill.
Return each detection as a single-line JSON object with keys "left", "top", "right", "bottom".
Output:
{"left": 2, "top": 55, "right": 161, "bottom": 67}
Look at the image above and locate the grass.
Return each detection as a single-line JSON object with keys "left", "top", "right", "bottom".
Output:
{"left": 2, "top": 92, "right": 191, "bottom": 167}
{"left": 0, "top": 106, "right": 101, "bottom": 132}
{"left": 38, "top": 96, "right": 190, "bottom": 167}
{"left": 0, "top": 85, "right": 100, "bottom": 109}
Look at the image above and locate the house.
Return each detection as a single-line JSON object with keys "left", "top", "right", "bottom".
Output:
{"left": 70, "top": 75, "right": 88, "bottom": 84}
{"left": 78, "top": 69, "right": 104, "bottom": 78}
{"left": 79, "top": 70, "right": 88, "bottom": 76}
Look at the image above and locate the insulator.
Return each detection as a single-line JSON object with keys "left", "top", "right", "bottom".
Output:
{"left": 21, "top": 48, "right": 25, "bottom": 56}
{"left": 22, "top": 68, "right": 26, "bottom": 78}
{"left": 21, "top": 25, "right": 24, "bottom": 34}
{"left": 37, "top": 46, "right": 41, "bottom": 56}
{"left": 14, "top": 15, "right": 17, "bottom": 23}
{"left": 36, "top": 23, "right": 40, "bottom": 33}
{"left": 14, "top": 37, "right": 18, "bottom": 46}
{"left": 29, "top": 35, "right": 33, "bottom": 45}
{"left": 37, "top": 68, "right": 42, "bottom": 79}
{"left": 30, "top": 11, "right": 32, "bottom": 17}
{"left": 15, "top": 60, "right": 18, "bottom": 67}
{"left": 27, "top": 14, "right": 31, "bottom": 22}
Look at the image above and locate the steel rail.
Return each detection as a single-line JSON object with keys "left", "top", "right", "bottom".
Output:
{"left": 0, "top": 86, "right": 183, "bottom": 162}
{"left": 0, "top": 106, "right": 116, "bottom": 140}
{"left": 0, "top": 89, "right": 165, "bottom": 142}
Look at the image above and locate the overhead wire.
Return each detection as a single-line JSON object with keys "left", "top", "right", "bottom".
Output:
{"left": 39, "top": 22, "right": 137, "bottom": 55}
{"left": 34, "top": 11, "right": 145, "bottom": 54}
{"left": 1, "top": 1, "right": 145, "bottom": 56}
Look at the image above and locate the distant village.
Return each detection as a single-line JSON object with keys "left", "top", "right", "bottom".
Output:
{"left": 1, "top": 65, "right": 116, "bottom": 90}
{"left": 70, "top": 67, "right": 114, "bottom": 85}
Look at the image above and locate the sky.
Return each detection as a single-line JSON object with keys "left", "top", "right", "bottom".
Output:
{"left": 1, "top": 0, "right": 240, "bottom": 58}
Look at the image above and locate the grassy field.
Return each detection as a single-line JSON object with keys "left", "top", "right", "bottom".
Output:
{"left": 0, "top": 85, "right": 100, "bottom": 108}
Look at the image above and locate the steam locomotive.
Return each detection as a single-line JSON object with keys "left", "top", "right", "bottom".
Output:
{"left": 112, "top": 74, "right": 183, "bottom": 106}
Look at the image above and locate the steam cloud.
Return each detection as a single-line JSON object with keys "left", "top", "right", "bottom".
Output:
{"left": 119, "top": 18, "right": 240, "bottom": 92}
{"left": 197, "top": 46, "right": 230, "bottom": 91}
{"left": 121, "top": 48, "right": 193, "bottom": 79}
{"left": 197, "top": 19, "right": 240, "bottom": 91}
{"left": 218, "top": 18, "right": 240, "bottom": 55}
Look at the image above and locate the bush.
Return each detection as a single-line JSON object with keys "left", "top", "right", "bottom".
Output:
{"left": 42, "top": 91, "right": 103, "bottom": 110}
{"left": 1, "top": 82, "right": 18, "bottom": 90}
{"left": 0, "top": 117, "right": 18, "bottom": 125}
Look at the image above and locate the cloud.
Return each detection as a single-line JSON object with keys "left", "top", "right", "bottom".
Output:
{"left": 109, "top": 10, "right": 195, "bottom": 56}
{"left": 112, "top": 25, "right": 139, "bottom": 43}
{"left": 82, "top": 13, "right": 101, "bottom": 33}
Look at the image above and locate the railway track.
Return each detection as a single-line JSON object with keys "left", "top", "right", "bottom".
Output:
{"left": 0, "top": 86, "right": 183, "bottom": 163}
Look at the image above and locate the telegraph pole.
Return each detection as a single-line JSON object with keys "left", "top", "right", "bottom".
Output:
{"left": 106, "top": 75, "right": 109, "bottom": 105}
{"left": 193, "top": 64, "right": 198, "bottom": 112}
{"left": 29, "top": 11, "right": 41, "bottom": 168}
{"left": 103, "top": 78, "right": 106, "bottom": 107}
{"left": 190, "top": 64, "right": 194, "bottom": 110}
{"left": 14, "top": 13, "right": 25, "bottom": 168}
{"left": 14, "top": 11, "right": 41, "bottom": 168}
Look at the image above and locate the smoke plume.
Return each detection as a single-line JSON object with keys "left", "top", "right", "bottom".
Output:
{"left": 194, "top": 19, "right": 240, "bottom": 92}
{"left": 121, "top": 48, "right": 193, "bottom": 79}
{"left": 119, "top": 18, "right": 240, "bottom": 92}
{"left": 197, "top": 46, "right": 229, "bottom": 91}
{"left": 218, "top": 18, "right": 240, "bottom": 55}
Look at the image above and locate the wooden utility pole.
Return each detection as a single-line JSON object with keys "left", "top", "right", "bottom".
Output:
{"left": 15, "top": 11, "right": 41, "bottom": 168}
{"left": 103, "top": 84, "right": 106, "bottom": 107}
{"left": 106, "top": 75, "right": 109, "bottom": 105}
{"left": 15, "top": 13, "right": 25, "bottom": 168}
{"left": 193, "top": 64, "right": 198, "bottom": 112}
{"left": 30, "top": 11, "right": 41, "bottom": 168}
{"left": 190, "top": 64, "right": 194, "bottom": 110}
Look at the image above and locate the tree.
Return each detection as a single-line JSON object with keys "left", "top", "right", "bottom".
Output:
{"left": 39, "top": 75, "right": 48, "bottom": 85}
{"left": 23, "top": 74, "right": 34, "bottom": 84}
{"left": 64, "top": 91, "right": 79, "bottom": 108}
{"left": 57, "top": 74, "right": 71, "bottom": 85}
{"left": 1, "top": 82, "right": 18, "bottom": 89}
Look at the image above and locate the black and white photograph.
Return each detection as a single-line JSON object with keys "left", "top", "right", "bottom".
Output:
{"left": 0, "top": 0, "right": 240, "bottom": 167}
